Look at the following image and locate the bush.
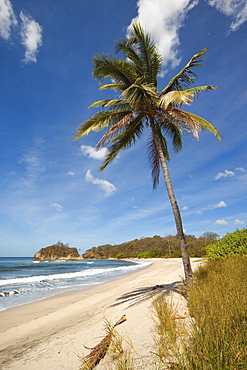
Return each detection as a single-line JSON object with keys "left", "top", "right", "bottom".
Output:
{"left": 116, "top": 252, "right": 125, "bottom": 259}
{"left": 206, "top": 228, "right": 247, "bottom": 259}
{"left": 137, "top": 249, "right": 162, "bottom": 258}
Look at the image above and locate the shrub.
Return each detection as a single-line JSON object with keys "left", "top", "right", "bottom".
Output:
{"left": 137, "top": 249, "right": 162, "bottom": 258}
{"left": 116, "top": 252, "right": 125, "bottom": 259}
{"left": 206, "top": 228, "right": 247, "bottom": 259}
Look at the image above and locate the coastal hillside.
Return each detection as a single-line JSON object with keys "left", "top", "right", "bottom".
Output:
{"left": 34, "top": 241, "right": 82, "bottom": 261}
{"left": 82, "top": 232, "right": 218, "bottom": 259}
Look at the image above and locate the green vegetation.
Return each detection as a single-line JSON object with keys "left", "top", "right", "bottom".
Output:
{"left": 74, "top": 22, "right": 221, "bottom": 283}
{"left": 151, "top": 256, "right": 247, "bottom": 369}
{"left": 82, "top": 233, "right": 218, "bottom": 259}
{"left": 206, "top": 228, "right": 247, "bottom": 259}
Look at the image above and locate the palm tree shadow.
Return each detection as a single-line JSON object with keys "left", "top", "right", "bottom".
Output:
{"left": 112, "top": 281, "right": 185, "bottom": 308}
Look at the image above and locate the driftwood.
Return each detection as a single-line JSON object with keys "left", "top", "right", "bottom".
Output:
{"left": 79, "top": 315, "right": 127, "bottom": 370}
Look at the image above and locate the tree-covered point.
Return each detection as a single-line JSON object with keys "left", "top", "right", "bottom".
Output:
{"left": 82, "top": 233, "right": 219, "bottom": 260}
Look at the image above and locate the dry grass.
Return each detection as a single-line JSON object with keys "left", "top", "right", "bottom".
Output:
{"left": 151, "top": 256, "right": 247, "bottom": 369}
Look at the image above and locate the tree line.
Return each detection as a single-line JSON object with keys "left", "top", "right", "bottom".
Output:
{"left": 82, "top": 232, "right": 219, "bottom": 260}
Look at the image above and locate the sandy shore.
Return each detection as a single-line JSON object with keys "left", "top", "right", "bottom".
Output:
{"left": 0, "top": 258, "right": 202, "bottom": 369}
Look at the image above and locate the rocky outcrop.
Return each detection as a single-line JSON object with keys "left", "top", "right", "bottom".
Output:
{"left": 34, "top": 243, "right": 82, "bottom": 261}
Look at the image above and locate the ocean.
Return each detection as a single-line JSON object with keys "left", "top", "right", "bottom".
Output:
{"left": 0, "top": 257, "right": 149, "bottom": 311}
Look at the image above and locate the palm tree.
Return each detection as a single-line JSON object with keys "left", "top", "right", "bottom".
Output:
{"left": 74, "top": 23, "right": 221, "bottom": 283}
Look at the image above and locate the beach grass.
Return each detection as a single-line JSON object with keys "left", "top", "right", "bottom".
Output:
{"left": 151, "top": 256, "right": 247, "bottom": 369}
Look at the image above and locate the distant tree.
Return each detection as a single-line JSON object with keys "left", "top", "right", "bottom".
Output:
{"left": 75, "top": 23, "right": 221, "bottom": 283}
{"left": 201, "top": 232, "right": 220, "bottom": 240}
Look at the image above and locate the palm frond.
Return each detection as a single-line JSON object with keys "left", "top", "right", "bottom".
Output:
{"left": 99, "top": 83, "right": 128, "bottom": 92}
{"left": 186, "top": 112, "right": 222, "bottom": 141}
{"left": 159, "top": 90, "right": 194, "bottom": 108}
{"left": 92, "top": 54, "right": 136, "bottom": 86}
{"left": 159, "top": 86, "right": 216, "bottom": 108}
{"left": 185, "top": 85, "right": 217, "bottom": 95}
{"left": 158, "top": 115, "right": 183, "bottom": 153}
{"left": 160, "top": 48, "right": 208, "bottom": 94}
{"left": 96, "top": 113, "right": 133, "bottom": 148}
{"left": 74, "top": 109, "right": 132, "bottom": 140}
{"left": 149, "top": 122, "right": 170, "bottom": 189}
{"left": 99, "top": 115, "right": 145, "bottom": 172}
{"left": 121, "top": 22, "right": 162, "bottom": 85}
{"left": 166, "top": 107, "right": 202, "bottom": 140}
{"left": 121, "top": 81, "right": 158, "bottom": 108}
{"left": 79, "top": 315, "right": 127, "bottom": 370}
{"left": 115, "top": 38, "right": 143, "bottom": 74}
{"left": 88, "top": 99, "right": 130, "bottom": 110}
{"left": 147, "top": 132, "right": 160, "bottom": 189}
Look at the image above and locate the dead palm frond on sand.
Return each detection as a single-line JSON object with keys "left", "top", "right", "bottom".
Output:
{"left": 78, "top": 315, "right": 127, "bottom": 370}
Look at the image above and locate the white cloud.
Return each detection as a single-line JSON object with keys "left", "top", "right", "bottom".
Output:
{"left": 212, "top": 200, "right": 227, "bottom": 209}
{"left": 18, "top": 148, "right": 45, "bottom": 188}
{"left": 129, "top": 0, "right": 199, "bottom": 69}
{"left": 0, "top": 0, "right": 17, "bottom": 40}
{"left": 49, "top": 203, "right": 63, "bottom": 212}
{"left": 235, "top": 167, "right": 247, "bottom": 172}
{"left": 80, "top": 145, "right": 109, "bottom": 160}
{"left": 85, "top": 170, "right": 116, "bottom": 197}
{"left": 215, "top": 219, "right": 228, "bottom": 225}
{"left": 129, "top": 0, "right": 246, "bottom": 72}
{"left": 20, "top": 11, "right": 43, "bottom": 63}
{"left": 0, "top": 1, "right": 43, "bottom": 63}
{"left": 182, "top": 206, "right": 189, "bottom": 210}
{"left": 233, "top": 218, "right": 245, "bottom": 225}
{"left": 215, "top": 169, "right": 235, "bottom": 180}
{"left": 67, "top": 171, "right": 75, "bottom": 176}
{"left": 208, "top": 0, "right": 247, "bottom": 31}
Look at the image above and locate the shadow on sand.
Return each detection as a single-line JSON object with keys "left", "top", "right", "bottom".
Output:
{"left": 111, "top": 281, "right": 186, "bottom": 308}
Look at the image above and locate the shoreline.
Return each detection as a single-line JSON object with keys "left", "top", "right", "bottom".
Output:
{"left": 0, "top": 258, "right": 202, "bottom": 369}
{"left": 0, "top": 258, "right": 148, "bottom": 313}
{"left": 0, "top": 259, "right": 151, "bottom": 331}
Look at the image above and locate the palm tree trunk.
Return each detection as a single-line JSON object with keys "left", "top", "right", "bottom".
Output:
{"left": 158, "top": 148, "right": 193, "bottom": 283}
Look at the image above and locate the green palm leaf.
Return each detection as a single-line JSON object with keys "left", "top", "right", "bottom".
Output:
{"left": 160, "top": 48, "right": 208, "bottom": 94}
{"left": 88, "top": 99, "right": 130, "bottom": 109}
{"left": 92, "top": 54, "right": 136, "bottom": 86}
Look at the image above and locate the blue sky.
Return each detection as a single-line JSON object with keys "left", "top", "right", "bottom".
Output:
{"left": 0, "top": 0, "right": 246, "bottom": 257}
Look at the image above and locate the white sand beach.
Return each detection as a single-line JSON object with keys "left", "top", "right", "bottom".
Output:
{"left": 0, "top": 258, "right": 202, "bottom": 369}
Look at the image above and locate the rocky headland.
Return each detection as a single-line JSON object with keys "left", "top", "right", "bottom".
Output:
{"left": 34, "top": 242, "right": 82, "bottom": 261}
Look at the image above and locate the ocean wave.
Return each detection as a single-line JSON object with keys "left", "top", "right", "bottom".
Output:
{"left": 0, "top": 262, "right": 149, "bottom": 287}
